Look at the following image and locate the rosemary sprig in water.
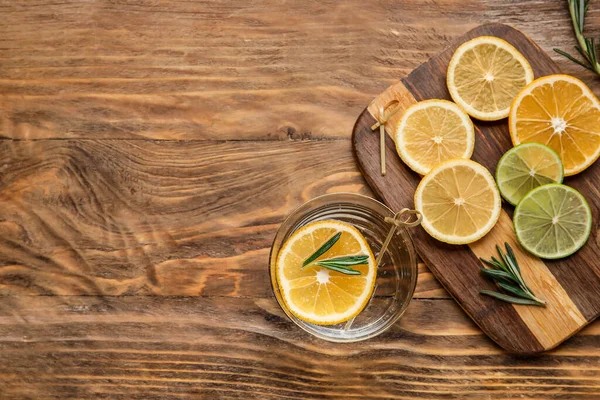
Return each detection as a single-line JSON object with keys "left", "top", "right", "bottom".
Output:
{"left": 301, "top": 231, "right": 367, "bottom": 275}
{"left": 479, "top": 243, "right": 546, "bottom": 307}
{"left": 553, "top": 0, "right": 600, "bottom": 75}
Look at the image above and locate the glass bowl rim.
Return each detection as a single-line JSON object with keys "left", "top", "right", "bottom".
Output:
{"left": 268, "top": 192, "right": 419, "bottom": 342}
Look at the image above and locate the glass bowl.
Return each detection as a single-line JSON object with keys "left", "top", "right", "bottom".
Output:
{"left": 269, "top": 193, "right": 418, "bottom": 342}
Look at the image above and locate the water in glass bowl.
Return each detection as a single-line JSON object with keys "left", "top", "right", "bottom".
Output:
{"left": 269, "top": 193, "right": 418, "bottom": 342}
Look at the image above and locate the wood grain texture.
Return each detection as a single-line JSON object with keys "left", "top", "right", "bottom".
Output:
{"left": 354, "top": 23, "right": 600, "bottom": 354}
{"left": 0, "top": 139, "right": 370, "bottom": 296}
{"left": 3, "top": 296, "right": 600, "bottom": 400}
{"left": 3, "top": 0, "right": 597, "bottom": 141}
{"left": 0, "top": 0, "right": 481, "bottom": 141}
{"left": 2, "top": 0, "right": 600, "bottom": 398}
{"left": 0, "top": 138, "right": 449, "bottom": 300}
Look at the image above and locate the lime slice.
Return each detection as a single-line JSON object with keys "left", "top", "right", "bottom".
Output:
{"left": 514, "top": 184, "right": 592, "bottom": 259}
{"left": 496, "top": 143, "right": 564, "bottom": 206}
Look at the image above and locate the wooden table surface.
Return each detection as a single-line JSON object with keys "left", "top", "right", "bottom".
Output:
{"left": 1, "top": 1, "right": 600, "bottom": 399}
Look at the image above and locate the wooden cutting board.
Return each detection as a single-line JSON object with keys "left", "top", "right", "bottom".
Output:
{"left": 353, "top": 23, "right": 600, "bottom": 354}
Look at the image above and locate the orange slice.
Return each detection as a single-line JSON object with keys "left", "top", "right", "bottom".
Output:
{"left": 509, "top": 74, "right": 600, "bottom": 176}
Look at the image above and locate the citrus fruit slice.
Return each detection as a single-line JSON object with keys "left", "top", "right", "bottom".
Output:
{"left": 447, "top": 36, "right": 534, "bottom": 121}
{"left": 414, "top": 158, "right": 501, "bottom": 244}
{"left": 496, "top": 143, "right": 564, "bottom": 206}
{"left": 514, "top": 184, "right": 592, "bottom": 259}
{"left": 276, "top": 220, "right": 376, "bottom": 325}
{"left": 509, "top": 74, "right": 600, "bottom": 176}
{"left": 395, "top": 99, "right": 475, "bottom": 175}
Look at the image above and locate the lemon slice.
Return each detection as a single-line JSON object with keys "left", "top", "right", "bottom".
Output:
{"left": 447, "top": 36, "right": 534, "bottom": 121}
{"left": 509, "top": 74, "right": 600, "bottom": 176}
{"left": 276, "top": 220, "right": 376, "bottom": 325}
{"left": 514, "top": 184, "right": 592, "bottom": 259}
{"left": 395, "top": 99, "right": 475, "bottom": 175}
{"left": 414, "top": 158, "right": 501, "bottom": 244}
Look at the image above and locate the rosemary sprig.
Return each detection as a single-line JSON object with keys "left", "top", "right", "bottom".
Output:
{"left": 302, "top": 232, "right": 341, "bottom": 267}
{"left": 553, "top": 0, "right": 600, "bottom": 75}
{"left": 311, "top": 255, "right": 367, "bottom": 275}
{"left": 479, "top": 243, "right": 546, "bottom": 307}
{"left": 479, "top": 290, "right": 546, "bottom": 306}
{"left": 301, "top": 231, "right": 368, "bottom": 275}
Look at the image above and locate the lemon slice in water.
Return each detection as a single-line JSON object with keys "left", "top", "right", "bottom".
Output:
{"left": 276, "top": 220, "right": 376, "bottom": 325}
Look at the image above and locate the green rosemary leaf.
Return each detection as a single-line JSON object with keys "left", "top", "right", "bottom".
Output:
{"left": 315, "top": 261, "right": 356, "bottom": 269}
{"left": 302, "top": 232, "right": 341, "bottom": 267}
{"left": 585, "top": 0, "right": 590, "bottom": 15}
{"left": 479, "top": 257, "right": 504, "bottom": 271}
{"left": 480, "top": 290, "right": 546, "bottom": 306}
{"left": 503, "top": 245, "right": 530, "bottom": 293}
{"left": 480, "top": 268, "right": 518, "bottom": 285}
{"left": 503, "top": 244, "right": 536, "bottom": 295}
{"left": 479, "top": 258, "right": 497, "bottom": 269}
{"left": 315, "top": 255, "right": 368, "bottom": 266}
{"left": 301, "top": 230, "right": 369, "bottom": 276}
{"left": 554, "top": 48, "right": 594, "bottom": 71}
{"left": 497, "top": 245, "right": 528, "bottom": 292}
{"left": 490, "top": 256, "right": 509, "bottom": 273}
{"left": 505, "top": 243, "right": 520, "bottom": 274}
{"left": 579, "top": 0, "right": 585, "bottom": 32}
{"left": 586, "top": 37, "right": 595, "bottom": 58}
{"left": 497, "top": 281, "right": 545, "bottom": 305}
{"left": 313, "top": 263, "right": 361, "bottom": 275}
{"left": 590, "top": 38, "right": 598, "bottom": 64}
{"left": 497, "top": 245, "right": 514, "bottom": 274}
{"left": 497, "top": 282, "right": 535, "bottom": 300}
{"left": 307, "top": 255, "right": 368, "bottom": 275}
{"left": 314, "top": 262, "right": 363, "bottom": 270}
{"left": 559, "top": 0, "right": 600, "bottom": 75}
{"left": 479, "top": 243, "right": 546, "bottom": 307}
